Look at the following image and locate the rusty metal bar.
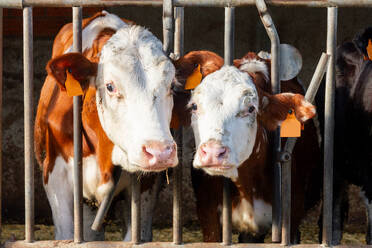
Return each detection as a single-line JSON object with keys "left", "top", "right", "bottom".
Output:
{"left": 131, "top": 173, "right": 141, "bottom": 244}
{"left": 3, "top": 0, "right": 372, "bottom": 8}
{"left": 222, "top": 6, "right": 234, "bottom": 246}
{"left": 172, "top": 6, "right": 184, "bottom": 246}
{"left": 255, "top": 0, "right": 281, "bottom": 243}
{"left": 280, "top": 52, "right": 329, "bottom": 246}
{"left": 72, "top": 6, "right": 83, "bottom": 244}
{"left": 23, "top": 6, "right": 34, "bottom": 243}
{"left": 322, "top": 6, "right": 337, "bottom": 247}
{"left": 0, "top": 7, "right": 2, "bottom": 239}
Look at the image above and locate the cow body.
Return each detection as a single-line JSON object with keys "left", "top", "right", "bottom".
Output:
{"left": 316, "top": 27, "right": 372, "bottom": 245}
{"left": 174, "top": 51, "right": 322, "bottom": 243}
{"left": 35, "top": 11, "right": 177, "bottom": 241}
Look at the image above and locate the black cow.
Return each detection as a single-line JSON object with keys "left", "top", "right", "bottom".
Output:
{"left": 317, "top": 27, "right": 372, "bottom": 245}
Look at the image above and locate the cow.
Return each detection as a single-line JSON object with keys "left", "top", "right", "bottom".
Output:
{"left": 34, "top": 11, "right": 178, "bottom": 241}
{"left": 316, "top": 27, "right": 372, "bottom": 245}
{"left": 173, "top": 50, "right": 322, "bottom": 243}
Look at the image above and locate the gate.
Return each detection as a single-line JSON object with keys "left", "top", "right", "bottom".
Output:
{"left": 1, "top": 0, "right": 372, "bottom": 247}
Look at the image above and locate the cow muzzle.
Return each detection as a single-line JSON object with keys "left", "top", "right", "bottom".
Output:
{"left": 140, "top": 140, "right": 178, "bottom": 171}
{"left": 197, "top": 140, "right": 230, "bottom": 168}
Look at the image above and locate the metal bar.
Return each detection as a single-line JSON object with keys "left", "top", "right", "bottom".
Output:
{"left": 172, "top": 6, "right": 184, "bottom": 246}
{"left": 0, "top": 7, "right": 2, "bottom": 239}
{"left": 222, "top": 7, "right": 234, "bottom": 246}
{"left": 91, "top": 170, "right": 125, "bottom": 231}
{"left": 163, "top": 0, "right": 174, "bottom": 56}
{"left": 23, "top": 6, "right": 34, "bottom": 243}
{"left": 131, "top": 173, "right": 141, "bottom": 244}
{"left": 255, "top": 0, "right": 282, "bottom": 243}
{"left": 322, "top": 6, "right": 337, "bottom": 247}
{"left": 280, "top": 52, "right": 329, "bottom": 246}
{"left": 72, "top": 6, "right": 83, "bottom": 244}
{"left": 4, "top": 0, "right": 372, "bottom": 8}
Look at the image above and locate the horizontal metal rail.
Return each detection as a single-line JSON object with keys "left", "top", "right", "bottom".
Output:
{"left": 2, "top": 0, "right": 372, "bottom": 8}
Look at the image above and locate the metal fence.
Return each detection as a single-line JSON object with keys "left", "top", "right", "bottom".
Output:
{"left": 0, "top": 0, "right": 371, "bottom": 247}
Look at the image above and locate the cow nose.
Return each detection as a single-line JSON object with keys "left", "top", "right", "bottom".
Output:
{"left": 142, "top": 141, "right": 177, "bottom": 168}
{"left": 199, "top": 141, "right": 228, "bottom": 166}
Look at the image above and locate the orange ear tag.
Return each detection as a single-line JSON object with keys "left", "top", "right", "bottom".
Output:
{"left": 367, "top": 39, "right": 372, "bottom": 60}
{"left": 170, "top": 113, "right": 180, "bottom": 129}
{"left": 280, "top": 110, "right": 301, "bottom": 137}
{"left": 65, "top": 70, "right": 84, "bottom": 97}
{"left": 185, "top": 64, "right": 202, "bottom": 90}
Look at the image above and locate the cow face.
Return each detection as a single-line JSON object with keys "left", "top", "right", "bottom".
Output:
{"left": 190, "top": 66, "right": 259, "bottom": 179}
{"left": 190, "top": 66, "right": 316, "bottom": 179}
{"left": 47, "top": 25, "right": 178, "bottom": 173}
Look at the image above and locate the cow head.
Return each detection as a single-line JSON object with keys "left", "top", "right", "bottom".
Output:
{"left": 47, "top": 25, "right": 178, "bottom": 172}
{"left": 190, "top": 65, "right": 316, "bottom": 179}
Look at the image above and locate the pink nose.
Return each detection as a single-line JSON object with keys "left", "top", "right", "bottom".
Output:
{"left": 199, "top": 141, "right": 228, "bottom": 166}
{"left": 142, "top": 141, "right": 177, "bottom": 168}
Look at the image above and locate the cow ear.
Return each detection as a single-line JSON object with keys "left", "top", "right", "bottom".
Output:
{"left": 258, "top": 91, "right": 316, "bottom": 131}
{"left": 46, "top": 53, "right": 97, "bottom": 92}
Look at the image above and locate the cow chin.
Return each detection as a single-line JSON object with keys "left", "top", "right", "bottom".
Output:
{"left": 193, "top": 159, "right": 239, "bottom": 179}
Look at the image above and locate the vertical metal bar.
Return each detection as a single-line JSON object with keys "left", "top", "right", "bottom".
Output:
{"left": 255, "top": 0, "right": 281, "bottom": 243}
{"left": 131, "top": 173, "right": 141, "bottom": 244}
{"left": 223, "top": 6, "right": 234, "bottom": 246}
{"left": 173, "top": 6, "right": 184, "bottom": 245}
{"left": 0, "top": 8, "right": 3, "bottom": 239}
{"left": 23, "top": 6, "right": 34, "bottom": 243}
{"left": 163, "top": 0, "right": 174, "bottom": 56}
{"left": 323, "top": 6, "right": 337, "bottom": 247}
{"left": 72, "top": 6, "right": 83, "bottom": 243}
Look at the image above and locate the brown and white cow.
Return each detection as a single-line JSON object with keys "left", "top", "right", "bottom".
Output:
{"left": 173, "top": 50, "right": 322, "bottom": 243}
{"left": 35, "top": 11, "right": 177, "bottom": 241}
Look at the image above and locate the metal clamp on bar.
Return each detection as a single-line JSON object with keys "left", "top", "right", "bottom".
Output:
{"left": 255, "top": 0, "right": 282, "bottom": 243}
{"left": 23, "top": 6, "right": 34, "bottom": 243}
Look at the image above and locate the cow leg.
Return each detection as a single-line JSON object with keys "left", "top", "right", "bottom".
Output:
{"left": 83, "top": 203, "right": 105, "bottom": 241}
{"left": 238, "top": 232, "right": 265, "bottom": 243}
{"left": 43, "top": 156, "right": 74, "bottom": 240}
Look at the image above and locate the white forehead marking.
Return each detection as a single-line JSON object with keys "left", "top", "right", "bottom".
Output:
{"left": 64, "top": 11, "right": 126, "bottom": 54}
{"left": 98, "top": 25, "right": 174, "bottom": 91}
{"left": 192, "top": 66, "right": 258, "bottom": 112}
{"left": 238, "top": 58, "right": 269, "bottom": 82}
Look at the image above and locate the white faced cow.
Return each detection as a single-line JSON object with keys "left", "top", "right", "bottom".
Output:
{"left": 35, "top": 11, "right": 177, "bottom": 241}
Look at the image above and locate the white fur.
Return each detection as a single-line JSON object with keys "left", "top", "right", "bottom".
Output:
{"left": 231, "top": 198, "right": 272, "bottom": 233}
{"left": 95, "top": 24, "right": 177, "bottom": 172}
{"left": 191, "top": 66, "right": 259, "bottom": 179}
{"left": 64, "top": 11, "right": 127, "bottom": 54}
{"left": 239, "top": 58, "right": 269, "bottom": 82}
{"left": 43, "top": 156, "right": 74, "bottom": 239}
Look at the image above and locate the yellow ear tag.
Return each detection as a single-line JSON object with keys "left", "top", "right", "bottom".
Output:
{"left": 280, "top": 110, "right": 301, "bottom": 137}
{"left": 185, "top": 64, "right": 202, "bottom": 90}
{"left": 367, "top": 39, "right": 372, "bottom": 61}
{"left": 65, "top": 70, "right": 84, "bottom": 97}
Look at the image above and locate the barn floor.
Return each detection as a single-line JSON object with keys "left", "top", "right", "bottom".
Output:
{"left": 0, "top": 186, "right": 366, "bottom": 245}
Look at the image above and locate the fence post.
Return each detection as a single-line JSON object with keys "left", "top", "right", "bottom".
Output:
{"left": 72, "top": 6, "right": 84, "bottom": 243}
{"left": 322, "top": 6, "right": 337, "bottom": 247}
{"left": 0, "top": 7, "right": 3, "bottom": 240}
{"left": 222, "top": 6, "right": 234, "bottom": 246}
{"left": 173, "top": 6, "right": 184, "bottom": 245}
{"left": 23, "top": 6, "right": 34, "bottom": 243}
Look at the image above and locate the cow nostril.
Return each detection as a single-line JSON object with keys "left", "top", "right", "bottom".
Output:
{"left": 142, "top": 146, "right": 154, "bottom": 158}
{"left": 200, "top": 146, "right": 207, "bottom": 156}
{"left": 218, "top": 147, "right": 227, "bottom": 159}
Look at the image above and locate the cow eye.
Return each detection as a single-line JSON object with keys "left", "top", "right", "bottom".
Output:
{"left": 248, "top": 106, "right": 255, "bottom": 113}
{"left": 238, "top": 105, "right": 255, "bottom": 118}
{"left": 105, "top": 82, "right": 116, "bottom": 94}
{"left": 191, "top": 103, "right": 198, "bottom": 111}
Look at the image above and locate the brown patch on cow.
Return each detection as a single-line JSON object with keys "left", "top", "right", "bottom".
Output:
{"left": 173, "top": 51, "right": 224, "bottom": 127}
